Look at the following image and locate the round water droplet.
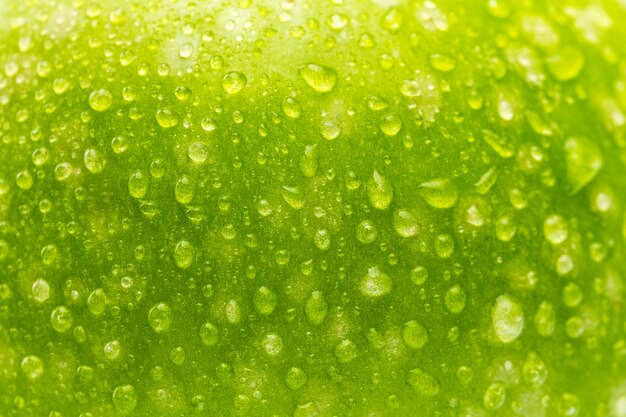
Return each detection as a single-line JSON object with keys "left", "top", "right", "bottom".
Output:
{"left": 522, "top": 352, "right": 548, "bottom": 387}
{"left": 562, "top": 282, "right": 583, "bottom": 307}
{"left": 483, "top": 381, "right": 506, "bottom": 410}
{"left": 16, "top": 170, "right": 33, "bottom": 190}
{"left": 434, "top": 234, "right": 454, "bottom": 258}
{"left": 360, "top": 266, "right": 392, "bottom": 298}
{"left": 50, "top": 306, "right": 73, "bottom": 333}
{"left": 200, "top": 322, "right": 218, "bottom": 346}
{"left": 298, "top": 63, "right": 337, "bottom": 93}
{"left": 178, "top": 43, "right": 193, "bottom": 59}
{"left": 444, "top": 284, "right": 466, "bottom": 313}
{"left": 170, "top": 346, "right": 185, "bottom": 365}
{"left": 558, "top": 392, "right": 580, "bottom": 417}
{"left": 419, "top": 178, "right": 458, "bottom": 208}
{"left": 175, "top": 175, "right": 195, "bottom": 204}
{"left": 313, "top": 229, "right": 331, "bottom": 250}
{"left": 262, "top": 333, "right": 283, "bottom": 356}
{"left": 31, "top": 279, "right": 50, "bottom": 303}
{"left": 104, "top": 340, "right": 121, "bottom": 360}
{"left": 21, "top": 355, "right": 44, "bottom": 379}
{"left": 356, "top": 220, "right": 378, "bottom": 244}
{"left": 380, "top": 7, "right": 403, "bottom": 32}
{"left": 367, "top": 170, "right": 393, "bottom": 210}
{"left": 543, "top": 214, "right": 568, "bottom": 245}
{"left": 148, "top": 303, "right": 172, "bottom": 333}
{"left": 492, "top": 294, "right": 524, "bottom": 343}
{"left": 187, "top": 142, "right": 209, "bottom": 163}
{"left": 128, "top": 170, "right": 148, "bottom": 199}
{"left": 155, "top": 109, "right": 179, "bottom": 128}
{"left": 282, "top": 97, "right": 302, "bottom": 118}
{"left": 495, "top": 216, "right": 516, "bottom": 242}
{"left": 305, "top": 291, "right": 328, "bottom": 325}
{"left": 88, "top": 288, "right": 107, "bottom": 315}
{"left": 286, "top": 367, "right": 307, "bottom": 390}
{"left": 112, "top": 384, "right": 137, "bottom": 414}
{"left": 380, "top": 113, "right": 402, "bottom": 136}
{"left": 84, "top": 148, "right": 106, "bottom": 173}
{"left": 320, "top": 121, "right": 341, "bottom": 140}
{"left": 174, "top": 240, "right": 194, "bottom": 269}
{"left": 89, "top": 88, "right": 113, "bottom": 112}
{"left": 410, "top": 266, "right": 428, "bottom": 285}
{"left": 402, "top": 320, "right": 428, "bottom": 349}
{"left": 222, "top": 71, "right": 247, "bottom": 94}
{"left": 406, "top": 368, "right": 439, "bottom": 396}
{"left": 429, "top": 53, "right": 455, "bottom": 72}
{"left": 393, "top": 209, "right": 418, "bottom": 237}
{"left": 254, "top": 286, "right": 277, "bottom": 316}
{"left": 334, "top": 339, "right": 357, "bottom": 363}
{"left": 547, "top": 47, "right": 585, "bottom": 81}
{"left": 225, "top": 299, "right": 241, "bottom": 324}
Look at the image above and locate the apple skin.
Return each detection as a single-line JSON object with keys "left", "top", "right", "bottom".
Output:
{"left": 1, "top": 1, "right": 626, "bottom": 416}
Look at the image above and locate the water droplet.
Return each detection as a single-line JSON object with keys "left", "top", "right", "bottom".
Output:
{"left": 225, "top": 299, "right": 241, "bottom": 324}
{"left": 178, "top": 43, "right": 193, "bottom": 59}
{"left": 563, "top": 282, "right": 583, "bottom": 307}
{"left": 565, "top": 316, "right": 585, "bottom": 339}
{"left": 320, "top": 120, "right": 340, "bottom": 140}
{"left": 21, "top": 355, "right": 44, "bottom": 379}
{"left": 148, "top": 303, "right": 172, "bottom": 333}
{"left": 410, "top": 266, "right": 428, "bottom": 285}
{"left": 187, "top": 142, "right": 209, "bottom": 163}
{"left": 170, "top": 346, "right": 185, "bottom": 365}
{"left": 402, "top": 320, "right": 428, "bottom": 349}
{"left": 112, "top": 385, "right": 137, "bottom": 414}
{"left": 429, "top": 53, "right": 455, "bottom": 72}
{"left": 534, "top": 300, "right": 556, "bottom": 336}
{"left": 483, "top": 381, "right": 506, "bottom": 410}
{"left": 419, "top": 178, "right": 458, "bottom": 208}
{"left": 495, "top": 216, "right": 516, "bottom": 242}
{"left": 50, "top": 306, "right": 73, "bottom": 333}
{"left": 305, "top": 291, "right": 328, "bottom": 325}
{"left": 356, "top": 220, "right": 378, "bottom": 244}
{"left": 300, "top": 144, "right": 318, "bottom": 177}
{"left": 558, "top": 392, "right": 580, "bottom": 417}
{"left": 393, "top": 209, "right": 419, "bottom": 237}
{"left": 334, "top": 339, "right": 358, "bottom": 363}
{"left": 281, "top": 186, "right": 305, "bottom": 209}
{"left": 313, "top": 229, "right": 331, "bottom": 250}
{"left": 84, "top": 148, "right": 106, "bottom": 173}
{"left": 444, "top": 284, "right": 466, "bottom": 313}
{"left": 298, "top": 63, "right": 337, "bottom": 93}
{"left": 406, "top": 368, "right": 439, "bottom": 396}
{"left": 547, "top": 47, "right": 585, "bottom": 81}
{"left": 128, "top": 170, "right": 148, "bottom": 199}
{"left": 367, "top": 170, "right": 393, "bottom": 210}
{"left": 262, "top": 333, "right": 283, "bottom": 356}
{"left": 483, "top": 129, "right": 514, "bottom": 158}
{"left": 282, "top": 97, "right": 302, "bottom": 118}
{"left": 492, "top": 294, "right": 524, "bottom": 343}
{"left": 104, "top": 340, "right": 122, "bottom": 360}
{"left": 31, "top": 279, "right": 50, "bottom": 303}
{"left": 174, "top": 240, "right": 194, "bottom": 269}
{"left": 380, "top": 7, "right": 403, "bottom": 32}
{"left": 543, "top": 214, "right": 568, "bottom": 245}
{"left": 522, "top": 352, "right": 548, "bottom": 387}
{"left": 564, "top": 136, "right": 603, "bottom": 194}
{"left": 89, "top": 88, "right": 113, "bottom": 112}
{"left": 155, "top": 109, "right": 179, "bottom": 128}
{"left": 360, "top": 266, "right": 392, "bottom": 298}
{"left": 200, "top": 322, "right": 218, "bottom": 346}
{"left": 379, "top": 113, "right": 402, "bottom": 136}
{"left": 88, "top": 288, "right": 106, "bottom": 315}
{"left": 222, "top": 71, "right": 247, "bottom": 94}
{"left": 16, "top": 170, "right": 33, "bottom": 190}
{"left": 254, "top": 286, "right": 277, "bottom": 316}
{"left": 434, "top": 234, "right": 454, "bottom": 258}
{"left": 286, "top": 367, "right": 307, "bottom": 390}
{"left": 175, "top": 175, "right": 195, "bottom": 204}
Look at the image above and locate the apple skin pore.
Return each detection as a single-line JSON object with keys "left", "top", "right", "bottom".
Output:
{"left": 1, "top": 1, "right": 626, "bottom": 416}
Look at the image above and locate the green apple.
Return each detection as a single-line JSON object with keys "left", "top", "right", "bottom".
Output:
{"left": 1, "top": 0, "right": 626, "bottom": 416}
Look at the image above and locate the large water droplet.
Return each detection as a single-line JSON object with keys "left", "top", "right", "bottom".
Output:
{"left": 360, "top": 266, "right": 392, "bottom": 298}
{"left": 367, "top": 170, "right": 393, "bottom": 210}
{"left": 89, "top": 88, "right": 113, "bottom": 112}
{"left": 419, "top": 178, "right": 458, "bottom": 208}
{"left": 298, "top": 63, "right": 337, "bottom": 93}
{"left": 222, "top": 71, "right": 247, "bottom": 94}
{"left": 492, "top": 294, "right": 524, "bottom": 343}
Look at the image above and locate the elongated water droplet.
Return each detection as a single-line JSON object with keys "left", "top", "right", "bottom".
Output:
{"left": 419, "top": 178, "right": 458, "bottom": 208}
{"left": 367, "top": 170, "right": 393, "bottom": 210}
{"left": 492, "top": 294, "right": 524, "bottom": 343}
{"left": 298, "top": 63, "right": 337, "bottom": 93}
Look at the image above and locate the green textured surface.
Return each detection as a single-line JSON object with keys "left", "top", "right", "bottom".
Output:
{"left": 1, "top": 0, "right": 626, "bottom": 416}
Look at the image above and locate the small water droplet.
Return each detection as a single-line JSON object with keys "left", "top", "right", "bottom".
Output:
{"left": 222, "top": 71, "right": 247, "bottom": 94}
{"left": 402, "top": 320, "right": 428, "bottom": 349}
{"left": 112, "top": 385, "right": 137, "bottom": 414}
{"left": 492, "top": 294, "right": 524, "bottom": 343}
{"left": 89, "top": 88, "right": 113, "bottom": 112}
{"left": 367, "top": 170, "right": 393, "bottom": 210}
{"left": 50, "top": 306, "right": 73, "bottom": 333}
{"left": 334, "top": 339, "right": 358, "bottom": 363}
{"left": 360, "top": 266, "right": 392, "bottom": 298}
{"left": 148, "top": 303, "right": 172, "bottom": 333}
{"left": 305, "top": 291, "right": 328, "bottom": 325}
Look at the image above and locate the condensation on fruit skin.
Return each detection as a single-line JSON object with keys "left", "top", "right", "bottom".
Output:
{"left": 492, "top": 294, "right": 524, "bottom": 343}
{"left": 367, "top": 170, "right": 394, "bottom": 210}
{"left": 298, "top": 63, "right": 337, "bottom": 93}
{"left": 148, "top": 303, "right": 172, "bottom": 333}
{"left": 360, "top": 266, "right": 392, "bottom": 298}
